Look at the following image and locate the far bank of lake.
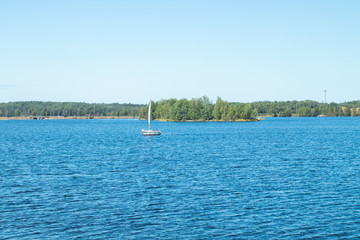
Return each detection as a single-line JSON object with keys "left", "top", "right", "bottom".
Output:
{"left": 0, "top": 116, "right": 137, "bottom": 121}
{"left": 1, "top": 116, "right": 260, "bottom": 122}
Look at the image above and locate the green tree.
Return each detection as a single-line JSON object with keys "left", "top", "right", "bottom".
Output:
{"left": 279, "top": 108, "right": 291, "bottom": 117}
{"left": 188, "top": 99, "right": 201, "bottom": 120}
{"left": 139, "top": 106, "right": 147, "bottom": 119}
{"left": 242, "top": 104, "right": 253, "bottom": 119}
{"left": 213, "top": 97, "right": 227, "bottom": 120}
{"left": 171, "top": 98, "right": 189, "bottom": 121}
{"left": 226, "top": 104, "right": 236, "bottom": 120}
{"left": 311, "top": 107, "right": 320, "bottom": 117}
{"left": 14, "top": 108, "right": 20, "bottom": 117}
{"left": 298, "top": 107, "right": 311, "bottom": 117}
{"left": 77, "top": 107, "right": 82, "bottom": 116}
{"left": 200, "top": 96, "right": 213, "bottom": 120}
{"left": 344, "top": 107, "right": 351, "bottom": 116}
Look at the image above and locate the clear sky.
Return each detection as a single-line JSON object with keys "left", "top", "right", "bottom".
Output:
{"left": 1, "top": 0, "right": 359, "bottom": 104}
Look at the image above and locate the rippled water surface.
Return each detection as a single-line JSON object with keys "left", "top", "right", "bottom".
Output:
{"left": 1, "top": 118, "right": 360, "bottom": 239}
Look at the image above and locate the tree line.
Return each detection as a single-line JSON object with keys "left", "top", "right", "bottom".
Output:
{"left": 0, "top": 101, "right": 142, "bottom": 117}
{"left": 252, "top": 100, "right": 360, "bottom": 117}
{"left": 139, "top": 96, "right": 258, "bottom": 121}
{"left": 1, "top": 97, "right": 360, "bottom": 119}
{"left": 139, "top": 97, "right": 360, "bottom": 121}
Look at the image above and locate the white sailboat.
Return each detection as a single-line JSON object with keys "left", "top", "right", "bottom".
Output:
{"left": 141, "top": 102, "right": 161, "bottom": 136}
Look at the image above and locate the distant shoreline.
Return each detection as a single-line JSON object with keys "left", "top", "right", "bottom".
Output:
{"left": 0, "top": 116, "right": 138, "bottom": 120}
{"left": 146, "top": 118, "right": 260, "bottom": 122}
{"left": 0, "top": 116, "right": 260, "bottom": 122}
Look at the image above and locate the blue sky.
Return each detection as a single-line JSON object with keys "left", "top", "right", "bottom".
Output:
{"left": 1, "top": 0, "right": 359, "bottom": 104}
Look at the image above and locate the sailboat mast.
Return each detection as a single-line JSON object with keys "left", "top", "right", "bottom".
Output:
{"left": 148, "top": 102, "right": 151, "bottom": 129}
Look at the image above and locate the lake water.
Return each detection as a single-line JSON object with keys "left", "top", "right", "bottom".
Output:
{"left": 1, "top": 118, "right": 360, "bottom": 239}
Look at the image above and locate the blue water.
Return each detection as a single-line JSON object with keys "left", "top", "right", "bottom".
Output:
{"left": 1, "top": 118, "right": 360, "bottom": 239}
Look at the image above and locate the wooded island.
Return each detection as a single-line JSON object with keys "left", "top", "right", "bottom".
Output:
{"left": 1, "top": 96, "right": 360, "bottom": 121}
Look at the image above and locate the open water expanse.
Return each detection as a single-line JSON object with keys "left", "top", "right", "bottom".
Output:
{"left": 1, "top": 117, "right": 360, "bottom": 239}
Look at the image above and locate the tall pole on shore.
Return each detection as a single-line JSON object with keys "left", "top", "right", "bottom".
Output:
{"left": 324, "top": 90, "right": 327, "bottom": 104}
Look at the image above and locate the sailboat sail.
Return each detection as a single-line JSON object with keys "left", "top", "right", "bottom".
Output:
{"left": 141, "top": 101, "right": 161, "bottom": 136}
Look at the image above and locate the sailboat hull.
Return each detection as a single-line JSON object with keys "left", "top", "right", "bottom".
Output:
{"left": 141, "top": 129, "right": 161, "bottom": 136}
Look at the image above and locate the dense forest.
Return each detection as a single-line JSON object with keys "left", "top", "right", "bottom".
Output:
{"left": 139, "top": 97, "right": 360, "bottom": 121}
{"left": 0, "top": 102, "right": 142, "bottom": 117}
{"left": 1, "top": 97, "right": 360, "bottom": 120}
{"left": 139, "top": 97, "right": 256, "bottom": 121}
{"left": 252, "top": 100, "right": 360, "bottom": 117}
